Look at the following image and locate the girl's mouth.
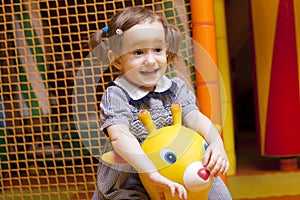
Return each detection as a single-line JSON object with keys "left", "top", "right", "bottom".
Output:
{"left": 140, "top": 69, "right": 159, "bottom": 75}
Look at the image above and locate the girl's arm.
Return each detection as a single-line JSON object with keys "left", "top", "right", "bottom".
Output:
{"left": 106, "top": 124, "right": 187, "bottom": 200}
{"left": 183, "top": 110, "right": 229, "bottom": 176}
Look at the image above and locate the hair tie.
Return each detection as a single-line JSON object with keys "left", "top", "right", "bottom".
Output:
{"left": 116, "top": 28, "right": 123, "bottom": 35}
{"left": 102, "top": 26, "right": 108, "bottom": 34}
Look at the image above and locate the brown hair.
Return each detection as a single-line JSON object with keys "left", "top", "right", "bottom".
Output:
{"left": 90, "top": 7, "right": 182, "bottom": 65}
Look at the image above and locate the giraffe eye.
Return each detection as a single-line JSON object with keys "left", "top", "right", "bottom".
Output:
{"left": 203, "top": 141, "right": 208, "bottom": 151}
{"left": 160, "top": 149, "right": 177, "bottom": 164}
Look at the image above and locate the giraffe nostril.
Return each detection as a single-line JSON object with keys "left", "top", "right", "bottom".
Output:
{"left": 197, "top": 168, "right": 210, "bottom": 180}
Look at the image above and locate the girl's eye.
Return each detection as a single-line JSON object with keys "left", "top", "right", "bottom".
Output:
{"left": 133, "top": 50, "right": 143, "bottom": 55}
{"left": 154, "top": 47, "right": 163, "bottom": 53}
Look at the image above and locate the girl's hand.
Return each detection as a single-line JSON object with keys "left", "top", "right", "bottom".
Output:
{"left": 203, "top": 138, "right": 229, "bottom": 177}
{"left": 147, "top": 171, "right": 188, "bottom": 200}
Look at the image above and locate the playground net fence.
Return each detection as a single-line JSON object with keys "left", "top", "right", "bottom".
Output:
{"left": 0, "top": 0, "right": 194, "bottom": 199}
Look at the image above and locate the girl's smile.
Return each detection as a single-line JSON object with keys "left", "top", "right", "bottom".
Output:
{"left": 140, "top": 68, "right": 160, "bottom": 76}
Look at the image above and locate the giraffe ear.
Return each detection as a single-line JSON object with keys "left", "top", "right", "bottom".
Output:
{"left": 101, "top": 151, "right": 128, "bottom": 164}
{"left": 214, "top": 124, "right": 222, "bottom": 132}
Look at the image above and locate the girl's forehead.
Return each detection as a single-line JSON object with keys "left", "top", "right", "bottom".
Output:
{"left": 121, "top": 22, "right": 166, "bottom": 51}
{"left": 127, "top": 21, "right": 164, "bottom": 31}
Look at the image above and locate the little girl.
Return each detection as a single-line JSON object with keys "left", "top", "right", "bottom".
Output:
{"left": 91, "top": 7, "right": 232, "bottom": 200}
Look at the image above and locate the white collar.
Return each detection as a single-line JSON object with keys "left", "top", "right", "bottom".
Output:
{"left": 114, "top": 75, "right": 172, "bottom": 100}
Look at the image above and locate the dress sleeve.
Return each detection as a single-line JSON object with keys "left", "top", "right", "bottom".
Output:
{"left": 172, "top": 77, "right": 199, "bottom": 118}
{"left": 99, "top": 86, "right": 132, "bottom": 132}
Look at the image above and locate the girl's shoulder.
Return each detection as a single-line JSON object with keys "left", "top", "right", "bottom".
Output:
{"left": 103, "top": 82, "right": 131, "bottom": 102}
{"left": 106, "top": 81, "right": 128, "bottom": 93}
{"left": 170, "top": 77, "right": 193, "bottom": 91}
{"left": 171, "top": 77, "right": 185, "bottom": 86}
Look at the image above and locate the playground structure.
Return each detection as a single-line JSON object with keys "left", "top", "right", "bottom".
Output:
{"left": 0, "top": 0, "right": 299, "bottom": 199}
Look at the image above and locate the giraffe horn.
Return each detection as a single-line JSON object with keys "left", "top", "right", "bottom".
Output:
{"left": 138, "top": 110, "right": 157, "bottom": 135}
{"left": 171, "top": 103, "right": 182, "bottom": 125}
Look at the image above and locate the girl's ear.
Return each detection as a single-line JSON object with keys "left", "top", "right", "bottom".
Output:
{"left": 108, "top": 50, "right": 122, "bottom": 70}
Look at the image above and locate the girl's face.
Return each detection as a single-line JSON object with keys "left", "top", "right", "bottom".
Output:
{"left": 113, "top": 21, "right": 167, "bottom": 89}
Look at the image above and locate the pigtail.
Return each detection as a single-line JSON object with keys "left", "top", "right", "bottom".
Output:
{"left": 166, "top": 24, "right": 182, "bottom": 64}
{"left": 89, "top": 29, "right": 110, "bottom": 65}
{"left": 89, "top": 30, "right": 103, "bottom": 51}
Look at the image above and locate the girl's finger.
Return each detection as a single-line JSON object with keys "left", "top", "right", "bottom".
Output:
{"left": 223, "top": 159, "right": 230, "bottom": 175}
{"left": 202, "top": 150, "right": 211, "bottom": 166}
{"left": 170, "top": 185, "right": 175, "bottom": 197}
{"left": 207, "top": 154, "right": 219, "bottom": 172}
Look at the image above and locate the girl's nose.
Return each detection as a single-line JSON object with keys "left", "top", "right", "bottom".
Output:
{"left": 144, "top": 52, "right": 156, "bottom": 66}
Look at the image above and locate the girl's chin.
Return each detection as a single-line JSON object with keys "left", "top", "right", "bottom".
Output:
{"left": 135, "top": 81, "right": 158, "bottom": 89}
{"left": 134, "top": 78, "right": 160, "bottom": 88}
